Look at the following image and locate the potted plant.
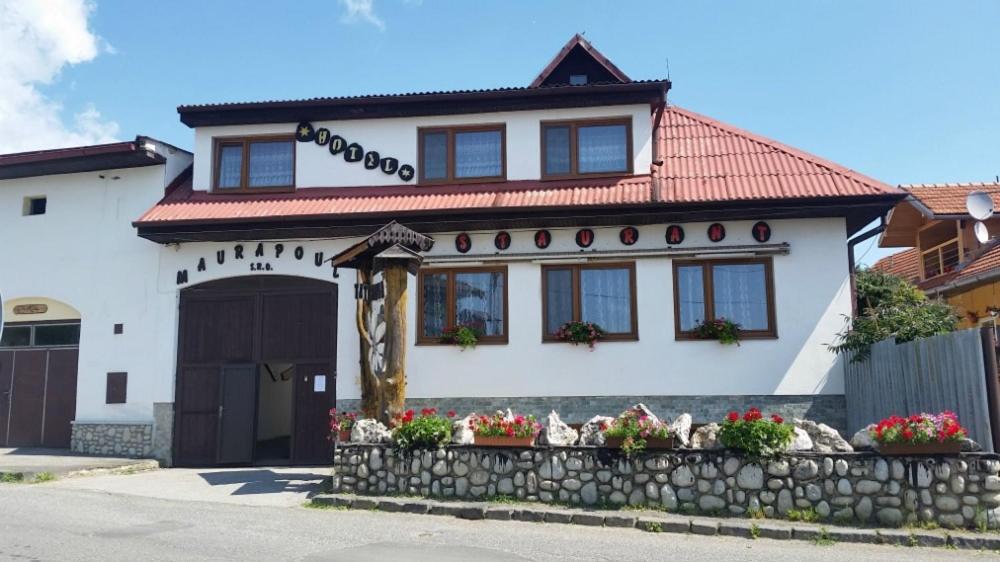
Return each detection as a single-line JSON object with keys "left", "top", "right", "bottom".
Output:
{"left": 440, "top": 324, "right": 481, "bottom": 350}
{"left": 603, "top": 410, "right": 674, "bottom": 455}
{"left": 693, "top": 318, "right": 741, "bottom": 345}
{"left": 870, "top": 411, "right": 967, "bottom": 455}
{"left": 391, "top": 408, "right": 455, "bottom": 449}
{"left": 555, "top": 321, "right": 607, "bottom": 349}
{"left": 469, "top": 411, "right": 541, "bottom": 447}
{"left": 329, "top": 408, "right": 358, "bottom": 442}
{"left": 718, "top": 407, "right": 794, "bottom": 457}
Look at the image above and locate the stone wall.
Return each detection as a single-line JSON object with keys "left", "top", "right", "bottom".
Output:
{"left": 332, "top": 444, "right": 1000, "bottom": 529}
{"left": 70, "top": 422, "right": 153, "bottom": 458}
{"left": 336, "top": 394, "right": 847, "bottom": 433}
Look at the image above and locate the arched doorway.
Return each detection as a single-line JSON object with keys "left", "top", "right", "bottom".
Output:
{"left": 173, "top": 276, "right": 337, "bottom": 466}
{"left": 0, "top": 297, "right": 81, "bottom": 448}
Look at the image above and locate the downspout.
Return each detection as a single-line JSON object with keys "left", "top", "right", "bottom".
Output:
{"left": 847, "top": 216, "right": 887, "bottom": 317}
{"left": 650, "top": 98, "right": 667, "bottom": 203}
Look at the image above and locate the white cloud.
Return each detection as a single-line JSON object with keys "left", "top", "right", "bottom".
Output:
{"left": 339, "top": 0, "right": 385, "bottom": 31}
{"left": 0, "top": 0, "right": 119, "bottom": 154}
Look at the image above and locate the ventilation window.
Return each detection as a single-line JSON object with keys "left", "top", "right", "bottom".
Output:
{"left": 569, "top": 74, "right": 588, "bottom": 85}
{"left": 23, "top": 196, "right": 46, "bottom": 216}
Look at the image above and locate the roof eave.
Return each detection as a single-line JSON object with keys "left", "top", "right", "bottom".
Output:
{"left": 177, "top": 82, "right": 669, "bottom": 128}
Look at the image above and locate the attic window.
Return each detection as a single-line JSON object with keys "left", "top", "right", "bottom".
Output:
{"left": 569, "top": 74, "right": 588, "bottom": 86}
{"left": 23, "top": 196, "right": 46, "bottom": 216}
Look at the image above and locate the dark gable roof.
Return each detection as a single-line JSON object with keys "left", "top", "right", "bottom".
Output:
{"left": 0, "top": 136, "right": 177, "bottom": 180}
{"left": 529, "top": 34, "right": 631, "bottom": 87}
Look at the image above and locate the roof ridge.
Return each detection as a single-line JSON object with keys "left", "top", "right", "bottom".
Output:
{"left": 663, "top": 105, "right": 898, "bottom": 193}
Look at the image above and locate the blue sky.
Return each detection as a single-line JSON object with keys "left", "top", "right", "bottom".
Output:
{"left": 8, "top": 1, "right": 1000, "bottom": 264}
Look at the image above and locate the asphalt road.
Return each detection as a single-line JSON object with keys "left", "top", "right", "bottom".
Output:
{"left": 1, "top": 484, "right": 997, "bottom": 562}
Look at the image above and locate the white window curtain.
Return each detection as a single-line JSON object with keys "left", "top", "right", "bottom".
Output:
{"left": 712, "top": 264, "right": 768, "bottom": 330}
{"left": 422, "top": 132, "right": 448, "bottom": 180}
{"left": 455, "top": 272, "right": 504, "bottom": 335}
{"left": 248, "top": 141, "right": 293, "bottom": 187}
{"left": 677, "top": 265, "right": 706, "bottom": 331}
{"left": 580, "top": 268, "right": 631, "bottom": 333}
{"left": 455, "top": 131, "right": 502, "bottom": 178}
{"left": 545, "top": 269, "right": 573, "bottom": 334}
{"left": 544, "top": 126, "right": 571, "bottom": 175}
{"left": 217, "top": 145, "right": 243, "bottom": 188}
{"left": 422, "top": 273, "right": 448, "bottom": 336}
{"left": 578, "top": 124, "right": 627, "bottom": 173}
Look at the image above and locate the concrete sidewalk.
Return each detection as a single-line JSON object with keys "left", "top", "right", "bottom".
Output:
{"left": 0, "top": 447, "right": 157, "bottom": 480}
{"left": 46, "top": 466, "right": 331, "bottom": 507}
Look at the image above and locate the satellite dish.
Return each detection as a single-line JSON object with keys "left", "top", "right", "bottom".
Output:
{"left": 967, "top": 191, "right": 994, "bottom": 221}
{"left": 976, "top": 221, "right": 991, "bottom": 243}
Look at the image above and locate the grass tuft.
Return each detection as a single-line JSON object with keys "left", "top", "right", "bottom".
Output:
{"left": 31, "top": 472, "right": 56, "bottom": 484}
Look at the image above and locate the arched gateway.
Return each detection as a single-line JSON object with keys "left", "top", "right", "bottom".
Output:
{"left": 173, "top": 276, "right": 337, "bottom": 466}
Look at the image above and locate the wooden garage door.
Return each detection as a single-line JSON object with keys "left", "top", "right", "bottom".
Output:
{"left": 173, "top": 276, "right": 337, "bottom": 467}
{"left": 0, "top": 323, "right": 80, "bottom": 448}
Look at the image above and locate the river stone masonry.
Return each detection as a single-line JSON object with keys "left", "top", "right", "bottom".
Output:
{"left": 332, "top": 444, "right": 1000, "bottom": 529}
{"left": 71, "top": 422, "right": 153, "bottom": 458}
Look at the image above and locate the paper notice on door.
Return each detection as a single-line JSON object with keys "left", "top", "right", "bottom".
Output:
{"left": 314, "top": 375, "right": 326, "bottom": 392}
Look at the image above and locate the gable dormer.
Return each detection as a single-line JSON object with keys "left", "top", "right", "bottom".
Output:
{"left": 530, "top": 34, "right": 631, "bottom": 87}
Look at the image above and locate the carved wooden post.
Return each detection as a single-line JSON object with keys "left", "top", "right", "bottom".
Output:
{"left": 378, "top": 262, "right": 408, "bottom": 424}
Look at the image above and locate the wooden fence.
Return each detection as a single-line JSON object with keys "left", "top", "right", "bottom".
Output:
{"left": 844, "top": 326, "right": 1000, "bottom": 453}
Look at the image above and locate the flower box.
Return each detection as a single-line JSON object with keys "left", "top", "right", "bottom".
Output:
{"left": 474, "top": 435, "right": 535, "bottom": 447}
{"left": 878, "top": 441, "right": 962, "bottom": 456}
{"left": 337, "top": 430, "right": 351, "bottom": 442}
{"left": 605, "top": 435, "right": 675, "bottom": 450}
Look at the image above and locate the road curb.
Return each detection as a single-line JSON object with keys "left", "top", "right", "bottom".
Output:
{"left": 309, "top": 493, "right": 1000, "bottom": 551}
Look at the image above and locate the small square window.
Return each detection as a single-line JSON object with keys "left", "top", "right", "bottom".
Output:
{"left": 113, "top": 323, "right": 124, "bottom": 335}
{"left": 569, "top": 74, "right": 588, "bottom": 86}
{"left": 23, "top": 196, "right": 46, "bottom": 216}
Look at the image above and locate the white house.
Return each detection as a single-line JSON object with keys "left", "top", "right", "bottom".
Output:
{"left": 0, "top": 36, "right": 903, "bottom": 466}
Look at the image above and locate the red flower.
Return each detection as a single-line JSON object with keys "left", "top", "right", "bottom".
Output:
{"left": 771, "top": 414, "right": 784, "bottom": 424}
{"left": 902, "top": 428, "right": 914, "bottom": 441}
{"left": 447, "top": 410, "right": 456, "bottom": 418}
{"left": 505, "top": 427, "right": 515, "bottom": 437}
{"left": 727, "top": 411, "right": 739, "bottom": 422}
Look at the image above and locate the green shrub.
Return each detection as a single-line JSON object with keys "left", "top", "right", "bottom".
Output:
{"left": 391, "top": 408, "right": 453, "bottom": 449}
{"left": 718, "top": 408, "right": 794, "bottom": 457}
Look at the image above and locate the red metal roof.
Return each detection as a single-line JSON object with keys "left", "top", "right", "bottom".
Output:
{"left": 872, "top": 248, "right": 921, "bottom": 283}
{"left": 656, "top": 107, "right": 899, "bottom": 202}
{"left": 135, "top": 105, "right": 901, "bottom": 226}
{"left": 901, "top": 182, "right": 1000, "bottom": 216}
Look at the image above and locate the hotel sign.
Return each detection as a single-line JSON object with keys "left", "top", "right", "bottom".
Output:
{"left": 295, "top": 122, "right": 415, "bottom": 182}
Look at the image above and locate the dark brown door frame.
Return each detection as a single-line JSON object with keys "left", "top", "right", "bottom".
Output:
{"left": 173, "top": 276, "right": 337, "bottom": 467}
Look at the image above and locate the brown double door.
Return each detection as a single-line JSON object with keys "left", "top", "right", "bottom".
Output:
{"left": 173, "top": 276, "right": 337, "bottom": 467}
{"left": 0, "top": 325, "right": 79, "bottom": 448}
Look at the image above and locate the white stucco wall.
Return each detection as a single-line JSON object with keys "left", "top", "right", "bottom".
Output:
{"left": 0, "top": 165, "right": 176, "bottom": 424}
{"left": 190, "top": 104, "right": 653, "bottom": 190}
{"left": 157, "top": 217, "right": 851, "bottom": 416}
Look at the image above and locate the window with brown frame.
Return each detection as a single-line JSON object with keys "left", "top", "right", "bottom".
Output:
{"left": 418, "top": 124, "right": 506, "bottom": 184}
{"left": 417, "top": 266, "right": 508, "bottom": 344}
{"left": 541, "top": 117, "right": 633, "bottom": 179}
{"left": 541, "top": 262, "right": 638, "bottom": 341}
{"left": 213, "top": 135, "right": 295, "bottom": 192}
{"left": 672, "top": 258, "right": 777, "bottom": 339}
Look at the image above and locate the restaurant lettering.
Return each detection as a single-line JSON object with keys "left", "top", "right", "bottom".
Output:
{"left": 295, "top": 122, "right": 415, "bottom": 182}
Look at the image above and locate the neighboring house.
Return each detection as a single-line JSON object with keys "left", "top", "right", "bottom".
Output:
{"left": 875, "top": 182, "right": 1000, "bottom": 327}
{"left": 0, "top": 35, "right": 903, "bottom": 466}
{"left": 0, "top": 138, "right": 191, "bottom": 454}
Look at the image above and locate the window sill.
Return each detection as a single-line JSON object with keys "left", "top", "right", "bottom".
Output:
{"left": 210, "top": 186, "right": 296, "bottom": 195}
{"left": 540, "top": 171, "right": 634, "bottom": 181}
{"left": 541, "top": 335, "right": 639, "bottom": 344}
{"left": 675, "top": 333, "right": 778, "bottom": 341}
{"left": 415, "top": 339, "right": 509, "bottom": 347}
{"left": 417, "top": 176, "right": 507, "bottom": 187}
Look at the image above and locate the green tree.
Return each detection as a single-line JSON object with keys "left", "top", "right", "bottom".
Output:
{"left": 829, "top": 268, "right": 959, "bottom": 361}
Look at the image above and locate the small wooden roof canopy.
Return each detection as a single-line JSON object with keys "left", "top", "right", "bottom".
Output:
{"left": 330, "top": 221, "right": 434, "bottom": 274}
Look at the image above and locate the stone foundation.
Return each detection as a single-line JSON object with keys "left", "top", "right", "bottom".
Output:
{"left": 335, "top": 394, "right": 847, "bottom": 433}
{"left": 70, "top": 422, "right": 153, "bottom": 458}
{"left": 333, "top": 444, "right": 1000, "bottom": 529}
